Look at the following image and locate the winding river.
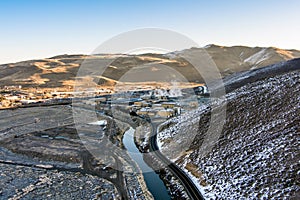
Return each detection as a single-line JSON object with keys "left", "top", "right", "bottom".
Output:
{"left": 123, "top": 128, "right": 171, "bottom": 200}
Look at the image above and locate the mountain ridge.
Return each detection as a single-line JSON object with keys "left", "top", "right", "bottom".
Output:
{"left": 1, "top": 45, "right": 300, "bottom": 89}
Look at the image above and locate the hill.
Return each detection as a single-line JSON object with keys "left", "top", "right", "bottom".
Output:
{"left": 0, "top": 45, "right": 299, "bottom": 89}
{"left": 157, "top": 58, "right": 300, "bottom": 199}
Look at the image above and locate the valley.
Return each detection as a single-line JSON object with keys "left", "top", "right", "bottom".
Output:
{"left": 0, "top": 46, "right": 299, "bottom": 199}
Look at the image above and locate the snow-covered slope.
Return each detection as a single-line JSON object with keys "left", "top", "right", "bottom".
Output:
{"left": 157, "top": 59, "right": 300, "bottom": 199}
{"left": 244, "top": 48, "right": 272, "bottom": 67}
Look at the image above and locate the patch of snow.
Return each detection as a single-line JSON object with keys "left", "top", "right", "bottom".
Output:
{"left": 88, "top": 120, "right": 107, "bottom": 126}
{"left": 244, "top": 48, "right": 271, "bottom": 66}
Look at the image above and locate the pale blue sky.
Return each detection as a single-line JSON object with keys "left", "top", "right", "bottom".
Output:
{"left": 0, "top": 0, "right": 299, "bottom": 64}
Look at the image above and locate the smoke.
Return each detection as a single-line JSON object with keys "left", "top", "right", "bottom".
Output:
{"left": 169, "top": 81, "right": 182, "bottom": 97}
{"left": 155, "top": 81, "right": 182, "bottom": 97}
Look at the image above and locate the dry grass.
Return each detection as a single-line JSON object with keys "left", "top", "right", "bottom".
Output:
{"left": 185, "top": 162, "right": 207, "bottom": 186}
{"left": 29, "top": 73, "right": 49, "bottom": 84}
{"left": 275, "top": 49, "right": 294, "bottom": 59}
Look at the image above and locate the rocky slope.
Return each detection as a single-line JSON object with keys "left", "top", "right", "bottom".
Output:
{"left": 0, "top": 45, "right": 299, "bottom": 89}
{"left": 157, "top": 59, "right": 300, "bottom": 199}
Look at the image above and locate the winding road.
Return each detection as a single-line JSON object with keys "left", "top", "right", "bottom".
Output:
{"left": 149, "top": 123, "right": 204, "bottom": 200}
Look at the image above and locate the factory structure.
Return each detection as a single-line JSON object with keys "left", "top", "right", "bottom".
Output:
{"left": 94, "top": 85, "right": 209, "bottom": 119}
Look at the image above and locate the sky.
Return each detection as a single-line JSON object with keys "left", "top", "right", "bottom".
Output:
{"left": 0, "top": 0, "right": 299, "bottom": 64}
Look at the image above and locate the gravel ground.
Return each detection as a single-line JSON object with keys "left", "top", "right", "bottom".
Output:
{"left": 0, "top": 163, "right": 119, "bottom": 200}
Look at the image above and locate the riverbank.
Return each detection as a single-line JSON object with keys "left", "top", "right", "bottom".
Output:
{"left": 134, "top": 123, "right": 190, "bottom": 199}
{"left": 123, "top": 128, "right": 168, "bottom": 199}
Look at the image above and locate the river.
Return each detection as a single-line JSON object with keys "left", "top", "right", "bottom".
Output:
{"left": 123, "top": 128, "right": 171, "bottom": 200}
